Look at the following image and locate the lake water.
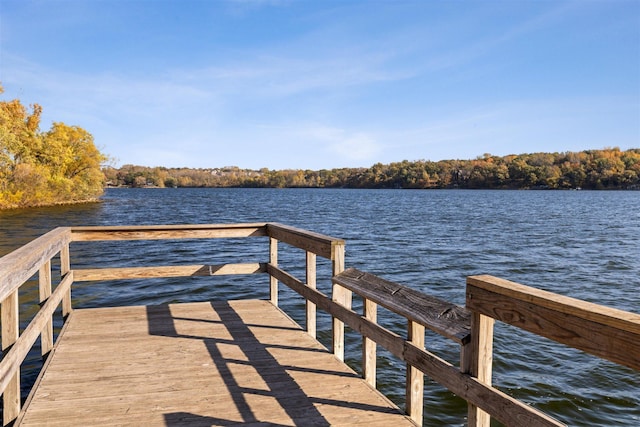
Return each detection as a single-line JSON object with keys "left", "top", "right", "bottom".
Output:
{"left": 1, "top": 188, "right": 638, "bottom": 426}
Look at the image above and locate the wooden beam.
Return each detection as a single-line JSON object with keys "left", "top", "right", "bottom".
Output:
{"left": 60, "top": 244, "right": 72, "bottom": 317}
{"left": 332, "top": 244, "right": 348, "bottom": 361}
{"left": 270, "top": 239, "right": 278, "bottom": 306}
{"left": 270, "top": 265, "right": 564, "bottom": 426}
{"left": 1, "top": 290, "right": 20, "bottom": 425}
{"left": 73, "top": 263, "right": 266, "bottom": 282}
{"left": 406, "top": 320, "right": 425, "bottom": 425}
{"left": 70, "top": 223, "right": 268, "bottom": 241}
{"left": 462, "top": 312, "right": 495, "bottom": 427}
{"left": 306, "top": 251, "right": 317, "bottom": 338}
{"left": 0, "top": 227, "right": 71, "bottom": 303}
{"left": 0, "top": 272, "right": 74, "bottom": 399}
{"left": 266, "top": 223, "right": 344, "bottom": 260}
{"left": 362, "top": 298, "right": 377, "bottom": 388}
{"left": 334, "top": 268, "right": 471, "bottom": 344}
{"left": 467, "top": 275, "right": 640, "bottom": 371}
{"left": 38, "top": 260, "right": 54, "bottom": 356}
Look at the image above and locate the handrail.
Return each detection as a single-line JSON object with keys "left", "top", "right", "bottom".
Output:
{"left": 0, "top": 223, "right": 345, "bottom": 426}
{"left": 330, "top": 268, "right": 565, "bottom": 427}
{"left": 0, "top": 227, "right": 71, "bottom": 303}
{"left": 69, "top": 223, "right": 269, "bottom": 241}
{"left": 466, "top": 275, "right": 640, "bottom": 371}
{"left": 333, "top": 268, "right": 471, "bottom": 344}
{"left": 1, "top": 224, "right": 637, "bottom": 427}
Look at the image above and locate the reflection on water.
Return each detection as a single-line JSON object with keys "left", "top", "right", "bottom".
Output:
{"left": 1, "top": 188, "right": 638, "bottom": 426}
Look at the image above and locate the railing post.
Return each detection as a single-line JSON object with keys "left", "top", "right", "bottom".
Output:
{"left": 406, "top": 320, "right": 425, "bottom": 425}
{"left": 331, "top": 243, "right": 348, "bottom": 361}
{"left": 39, "top": 260, "right": 54, "bottom": 356}
{"left": 362, "top": 298, "right": 377, "bottom": 387}
{"left": 1, "top": 290, "right": 20, "bottom": 425}
{"left": 60, "top": 244, "right": 72, "bottom": 317}
{"left": 461, "top": 311, "right": 495, "bottom": 427}
{"left": 306, "top": 251, "right": 317, "bottom": 338}
{"left": 269, "top": 237, "right": 278, "bottom": 306}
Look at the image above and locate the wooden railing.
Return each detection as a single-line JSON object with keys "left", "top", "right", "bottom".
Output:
{"left": 1, "top": 223, "right": 638, "bottom": 426}
{"left": 0, "top": 223, "right": 344, "bottom": 426}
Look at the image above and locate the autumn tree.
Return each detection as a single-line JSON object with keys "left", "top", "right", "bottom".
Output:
{"left": 0, "top": 84, "right": 108, "bottom": 209}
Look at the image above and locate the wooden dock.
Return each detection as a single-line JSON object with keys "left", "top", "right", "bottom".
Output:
{"left": 18, "top": 299, "right": 414, "bottom": 426}
{"left": 2, "top": 223, "right": 638, "bottom": 427}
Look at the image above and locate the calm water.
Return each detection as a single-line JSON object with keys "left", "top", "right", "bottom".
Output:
{"left": 1, "top": 188, "right": 638, "bottom": 426}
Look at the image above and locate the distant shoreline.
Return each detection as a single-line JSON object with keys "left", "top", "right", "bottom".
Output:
{"left": 103, "top": 148, "right": 640, "bottom": 192}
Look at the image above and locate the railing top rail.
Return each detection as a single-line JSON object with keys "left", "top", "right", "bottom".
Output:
{"left": 333, "top": 268, "right": 471, "bottom": 344}
{"left": 70, "top": 223, "right": 269, "bottom": 241}
{"left": 467, "top": 274, "right": 640, "bottom": 335}
{"left": 267, "top": 223, "right": 345, "bottom": 260}
{"left": 0, "top": 227, "right": 71, "bottom": 303}
{"left": 467, "top": 274, "right": 640, "bottom": 371}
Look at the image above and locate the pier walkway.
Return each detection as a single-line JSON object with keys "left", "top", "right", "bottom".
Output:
{"left": 2, "top": 223, "right": 637, "bottom": 426}
{"left": 17, "top": 299, "right": 412, "bottom": 426}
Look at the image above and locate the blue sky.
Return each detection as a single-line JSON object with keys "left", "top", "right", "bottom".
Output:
{"left": 1, "top": 0, "right": 638, "bottom": 170}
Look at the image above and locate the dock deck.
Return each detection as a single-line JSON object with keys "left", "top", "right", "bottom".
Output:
{"left": 3, "top": 224, "right": 637, "bottom": 426}
{"left": 17, "top": 299, "right": 414, "bottom": 427}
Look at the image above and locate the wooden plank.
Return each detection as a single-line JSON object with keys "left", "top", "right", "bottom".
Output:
{"left": 1, "top": 290, "right": 20, "bottom": 425}
{"left": 269, "top": 265, "right": 564, "bottom": 426}
{"left": 73, "top": 263, "right": 266, "bottom": 282}
{"left": 0, "top": 272, "right": 74, "bottom": 397}
{"left": 362, "top": 298, "right": 377, "bottom": 387}
{"left": 332, "top": 244, "right": 348, "bottom": 361}
{"left": 406, "top": 320, "right": 425, "bottom": 425}
{"left": 306, "top": 251, "right": 317, "bottom": 338}
{"left": 266, "top": 223, "right": 344, "bottom": 260}
{"left": 38, "top": 260, "right": 54, "bottom": 356}
{"left": 17, "top": 300, "right": 415, "bottom": 427}
{"left": 0, "top": 227, "right": 71, "bottom": 302}
{"left": 268, "top": 264, "right": 405, "bottom": 356}
{"left": 270, "top": 238, "right": 278, "bottom": 306}
{"left": 462, "top": 312, "right": 495, "bottom": 427}
{"left": 466, "top": 276, "right": 640, "bottom": 371}
{"left": 60, "top": 245, "right": 72, "bottom": 317}
{"left": 401, "top": 341, "right": 565, "bottom": 427}
{"left": 70, "top": 223, "right": 268, "bottom": 241}
{"left": 334, "top": 268, "right": 471, "bottom": 344}
{"left": 467, "top": 275, "right": 640, "bottom": 334}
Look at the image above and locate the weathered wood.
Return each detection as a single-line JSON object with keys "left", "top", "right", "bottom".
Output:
{"left": 467, "top": 275, "right": 640, "bottom": 371}
{"left": 401, "top": 340, "right": 565, "bottom": 427}
{"left": 5, "top": 224, "right": 633, "bottom": 427}
{"left": 334, "top": 268, "right": 471, "bottom": 344}
{"left": 332, "top": 244, "right": 348, "bottom": 361}
{"left": 0, "top": 272, "right": 74, "bottom": 400}
{"left": 269, "top": 238, "right": 278, "bottom": 306}
{"left": 17, "top": 300, "right": 416, "bottom": 427}
{"left": 0, "top": 227, "right": 71, "bottom": 303}
{"left": 273, "top": 265, "right": 564, "bottom": 427}
{"left": 306, "top": 251, "right": 317, "bottom": 338}
{"left": 38, "top": 261, "right": 54, "bottom": 356}
{"left": 1, "top": 290, "right": 20, "bottom": 425}
{"left": 362, "top": 298, "right": 377, "bottom": 387}
{"left": 60, "top": 244, "right": 72, "bottom": 317}
{"left": 462, "top": 312, "right": 495, "bottom": 427}
{"left": 268, "top": 264, "right": 405, "bottom": 356}
{"left": 406, "top": 320, "right": 425, "bottom": 425}
{"left": 266, "top": 223, "right": 345, "bottom": 260}
{"left": 73, "top": 263, "right": 266, "bottom": 282}
{"left": 70, "top": 223, "right": 268, "bottom": 241}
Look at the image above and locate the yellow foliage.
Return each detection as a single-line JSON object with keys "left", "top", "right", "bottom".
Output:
{"left": 1, "top": 85, "right": 107, "bottom": 209}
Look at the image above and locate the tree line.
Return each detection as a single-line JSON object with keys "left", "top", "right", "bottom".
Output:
{"left": 104, "top": 148, "right": 639, "bottom": 191}
{"left": 1, "top": 85, "right": 107, "bottom": 209}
